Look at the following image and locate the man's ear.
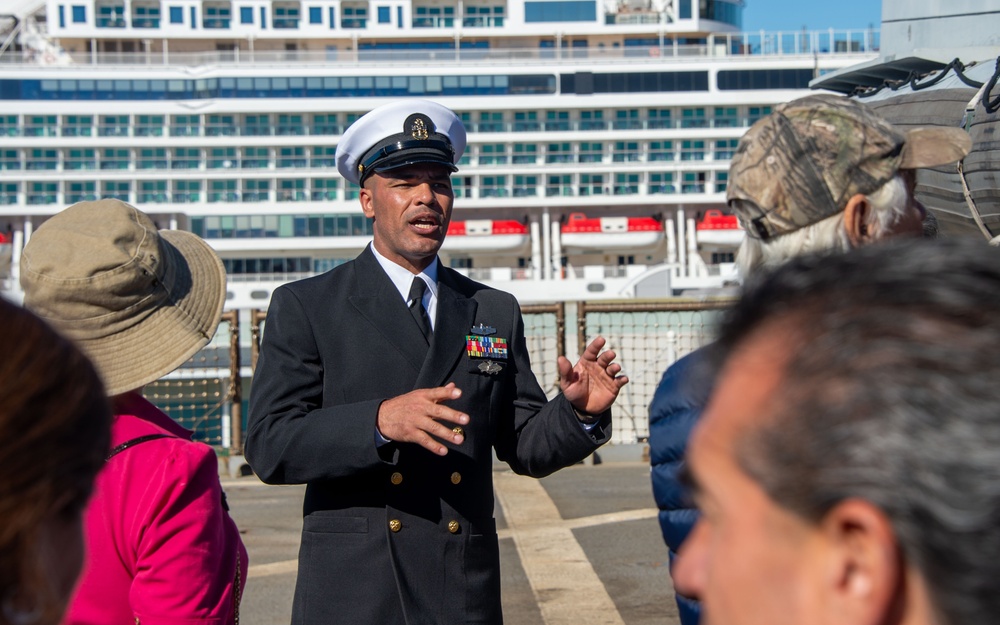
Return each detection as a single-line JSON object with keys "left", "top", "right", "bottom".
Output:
{"left": 359, "top": 183, "right": 375, "bottom": 219}
{"left": 843, "top": 194, "right": 873, "bottom": 247}
{"left": 820, "top": 498, "right": 903, "bottom": 625}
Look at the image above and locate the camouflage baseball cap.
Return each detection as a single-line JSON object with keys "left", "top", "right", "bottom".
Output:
{"left": 727, "top": 93, "right": 971, "bottom": 241}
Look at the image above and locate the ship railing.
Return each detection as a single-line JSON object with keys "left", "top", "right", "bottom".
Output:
{"left": 0, "top": 29, "right": 878, "bottom": 69}
{"left": 126, "top": 294, "right": 735, "bottom": 454}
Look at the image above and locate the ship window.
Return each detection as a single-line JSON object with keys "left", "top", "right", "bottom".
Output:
{"left": 479, "top": 144, "right": 507, "bottom": 165}
{"left": 72, "top": 5, "right": 87, "bottom": 22}
{"left": 240, "top": 7, "right": 253, "bottom": 23}
{"left": 546, "top": 174, "right": 572, "bottom": 197}
{"left": 171, "top": 115, "right": 200, "bottom": 137}
{"left": 67, "top": 181, "right": 98, "bottom": 204}
{"left": 377, "top": 6, "right": 390, "bottom": 23}
{"left": 102, "top": 180, "right": 130, "bottom": 202}
{"left": 579, "top": 110, "right": 604, "bottom": 131}
{"left": 613, "top": 109, "right": 640, "bottom": 130}
{"left": 311, "top": 146, "right": 337, "bottom": 167}
{"left": 28, "top": 182, "right": 58, "bottom": 205}
{"left": 242, "top": 147, "right": 269, "bottom": 169}
{"left": 546, "top": 143, "right": 572, "bottom": 164}
{"left": 524, "top": 0, "right": 596, "bottom": 22}
{"left": 278, "top": 147, "right": 306, "bottom": 168}
{"left": 0, "top": 149, "right": 20, "bottom": 171}
{"left": 101, "top": 148, "right": 130, "bottom": 170}
{"left": 578, "top": 142, "right": 603, "bottom": 163}
{"left": 279, "top": 180, "right": 306, "bottom": 202}
{"left": 172, "top": 180, "right": 201, "bottom": 204}
{"left": 65, "top": 148, "right": 96, "bottom": 170}
{"left": 680, "top": 140, "right": 705, "bottom": 161}
{"left": 513, "top": 144, "right": 538, "bottom": 164}
{"left": 678, "top": 0, "right": 691, "bottom": 19}
{"left": 613, "top": 142, "right": 639, "bottom": 162}
{"left": 614, "top": 174, "right": 639, "bottom": 195}
{"left": 480, "top": 176, "right": 508, "bottom": 198}
{"left": 138, "top": 148, "right": 167, "bottom": 169}
{"left": 579, "top": 174, "right": 605, "bottom": 196}
{"left": 172, "top": 148, "right": 201, "bottom": 169}
{"left": 715, "top": 139, "right": 738, "bottom": 160}
{"left": 682, "top": 172, "right": 706, "bottom": 194}
{"left": 514, "top": 175, "right": 538, "bottom": 197}
{"left": 312, "top": 179, "right": 339, "bottom": 202}
{"left": 717, "top": 69, "right": 814, "bottom": 91}
{"left": 649, "top": 172, "right": 675, "bottom": 195}
{"left": 748, "top": 106, "right": 772, "bottom": 124}
{"left": 715, "top": 171, "right": 729, "bottom": 193}
{"left": 138, "top": 180, "right": 168, "bottom": 204}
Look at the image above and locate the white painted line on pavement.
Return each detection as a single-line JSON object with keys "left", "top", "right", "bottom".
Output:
{"left": 563, "top": 507, "right": 659, "bottom": 530}
{"left": 248, "top": 559, "right": 298, "bottom": 578}
{"left": 494, "top": 470, "right": 627, "bottom": 625}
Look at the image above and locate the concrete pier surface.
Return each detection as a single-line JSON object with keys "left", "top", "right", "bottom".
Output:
{"left": 225, "top": 461, "right": 681, "bottom": 625}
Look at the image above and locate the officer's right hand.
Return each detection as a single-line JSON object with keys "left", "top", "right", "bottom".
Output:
{"left": 376, "top": 382, "right": 469, "bottom": 456}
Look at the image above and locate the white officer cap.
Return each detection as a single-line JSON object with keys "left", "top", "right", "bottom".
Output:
{"left": 335, "top": 99, "right": 468, "bottom": 186}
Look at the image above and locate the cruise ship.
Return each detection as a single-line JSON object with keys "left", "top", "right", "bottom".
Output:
{"left": 0, "top": 0, "right": 878, "bottom": 308}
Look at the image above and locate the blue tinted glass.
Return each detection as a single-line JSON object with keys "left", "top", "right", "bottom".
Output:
{"left": 72, "top": 5, "right": 86, "bottom": 22}
{"left": 524, "top": 0, "right": 596, "bottom": 22}
{"left": 169, "top": 6, "right": 182, "bottom": 23}
{"left": 240, "top": 7, "right": 253, "bottom": 23}
{"left": 309, "top": 7, "right": 322, "bottom": 23}
{"left": 378, "top": 6, "right": 390, "bottom": 23}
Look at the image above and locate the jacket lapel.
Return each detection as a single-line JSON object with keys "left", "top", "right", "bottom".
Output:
{"left": 347, "top": 247, "right": 428, "bottom": 374}
{"left": 415, "top": 266, "right": 477, "bottom": 389}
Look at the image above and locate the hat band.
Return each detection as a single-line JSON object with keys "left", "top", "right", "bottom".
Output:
{"left": 359, "top": 137, "right": 455, "bottom": 175}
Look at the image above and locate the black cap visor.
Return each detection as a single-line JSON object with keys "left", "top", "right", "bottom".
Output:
{"left": 359, "top": 136, "right": 456, "bottom": 183}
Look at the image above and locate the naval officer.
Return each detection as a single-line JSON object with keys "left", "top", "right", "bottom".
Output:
{"left": 246, "top": 99, "right": 629, "bottom": 625}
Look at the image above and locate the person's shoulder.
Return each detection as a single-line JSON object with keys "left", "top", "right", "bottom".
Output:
{"left": 281, "top": 260, "right": 356, "bottom": 294}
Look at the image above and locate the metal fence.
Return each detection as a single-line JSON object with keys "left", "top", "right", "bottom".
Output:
{"left": 161, "top": 299, "right": 733, "bottom": 455}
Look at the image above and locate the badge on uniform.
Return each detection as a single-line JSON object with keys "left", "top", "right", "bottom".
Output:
{"left": 466, "top": 326, "right": 507, "bottom": 375}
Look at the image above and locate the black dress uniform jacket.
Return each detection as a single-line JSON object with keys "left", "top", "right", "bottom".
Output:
{"left": 246, "top": 246, "right": 611, "bottom": 625}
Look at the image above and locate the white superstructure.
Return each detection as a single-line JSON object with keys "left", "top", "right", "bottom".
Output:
{"left": 0, "top": 0, "right": 878, "bottom": 306}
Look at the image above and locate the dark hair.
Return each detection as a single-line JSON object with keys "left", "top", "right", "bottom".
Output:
{"left": 0, "top": 298, "right": 111, "bottom": 622}
{"left": 714, "top": 238, "right": 1000, "bottom": 625}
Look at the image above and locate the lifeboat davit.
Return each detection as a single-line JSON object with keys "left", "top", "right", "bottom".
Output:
{"left": 443, "top": 219, "right": 529, "bottom": 251}
{"left": 695, "top": 209, "right": 743, "bottom": 246}
{"left": 560, "top": 212, "right": 663, "bottom": 249}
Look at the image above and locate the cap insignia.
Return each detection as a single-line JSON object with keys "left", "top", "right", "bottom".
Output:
{"left": 404, "top": 113, "right": 434, "bottom": 141}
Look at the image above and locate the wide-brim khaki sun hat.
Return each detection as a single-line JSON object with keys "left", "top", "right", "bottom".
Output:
{"left": 20, "top": 199, "right": 226, "bottom": 396}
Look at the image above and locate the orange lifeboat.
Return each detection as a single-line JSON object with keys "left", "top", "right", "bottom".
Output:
{"left": 443, "top": 219, "right": 529, "bottom": 252}
{"left": 695, "top": 209, "right": 743, "bottom": 246}
{"left": 560, "top": 212, "right": 663, "bottom": 249}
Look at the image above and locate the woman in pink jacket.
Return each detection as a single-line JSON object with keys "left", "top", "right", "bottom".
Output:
{"left": 21, "top": 199, "right": 248, "bottom": 624}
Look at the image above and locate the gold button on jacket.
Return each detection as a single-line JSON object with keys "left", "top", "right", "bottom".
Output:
{"left": 389, "top": 519, "right": 402, "bottom": 532}
{"left": 450, "top": 472, "right": 462, "bottom": 485}
{"left": 390, "top": 472, "right": 403, "bottom": 485}
{"left": 447, "top": 520, "right": 460, "bottom": 534}
{"left": 452, "top": 426, "right": 464, "bottom": 437}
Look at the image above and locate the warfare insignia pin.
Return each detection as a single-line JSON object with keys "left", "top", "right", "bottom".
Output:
{"left": 470, "top": 323, "right": 496, "bottom": 336}
{"left": 478, "top": 360, "right": 503, "bottom": 375}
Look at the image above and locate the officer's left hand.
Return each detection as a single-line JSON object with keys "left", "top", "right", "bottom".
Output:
{"left": 558, "top": 336, "right": 628, "bottom": 418}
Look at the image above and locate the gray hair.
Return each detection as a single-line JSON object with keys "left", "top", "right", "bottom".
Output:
{"left": 734, "top": 174, "right": 911, "bottom": 276}
{"left": 714, "top": 239, "right": 1000, "bottom": 625}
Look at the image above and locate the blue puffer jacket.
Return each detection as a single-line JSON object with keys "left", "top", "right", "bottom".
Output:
{"left": 648, "top": 347, "right": 716, "bottom": 625}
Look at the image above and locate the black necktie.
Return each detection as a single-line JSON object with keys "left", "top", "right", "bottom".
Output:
{"left": 408, "top": 277, "right": 432, "bottom": 344}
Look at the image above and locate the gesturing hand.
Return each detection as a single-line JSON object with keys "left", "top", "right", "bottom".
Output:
{"left": 376, "top": 382, "right": 469, "bottom": 456}
{"left": 558, "top": 336, "right": 629, "bottom": 418}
